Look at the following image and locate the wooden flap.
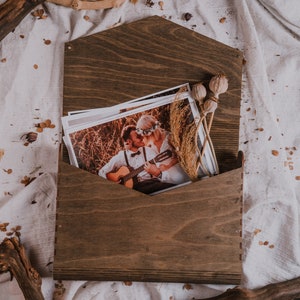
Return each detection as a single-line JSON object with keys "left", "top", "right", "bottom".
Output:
{"left": 54, "top": 162, "right": 242, "bottom": 283}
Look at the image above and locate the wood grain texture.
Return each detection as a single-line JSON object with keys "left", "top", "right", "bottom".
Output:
{"left": 0, "top": 0, "right": 45, "bottom": 41}
{"left": 55, "top": 162, "right": 242, "bottom": 283}
{"left": 62, "top": 16, "right": 243, "bottom": 172}
{"left": 55, "top": 16, "right": 243, "bottom": 284}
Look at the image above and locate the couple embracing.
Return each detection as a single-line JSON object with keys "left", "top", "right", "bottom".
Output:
{"left": 98, "top": 114, "right": 190, "bottom": 194}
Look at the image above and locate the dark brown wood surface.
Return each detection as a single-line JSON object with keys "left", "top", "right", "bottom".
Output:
{"left": 62, "top": 16, "right": 243, "bottom": 172}
{"left": 54, "top": 16, "right": 244, "bottom": 284}
{"left": 55, "top": 162, "right": 243, "bottom": 283}
{"left": 0, "top": 0, "right": 45, "bottom": 41}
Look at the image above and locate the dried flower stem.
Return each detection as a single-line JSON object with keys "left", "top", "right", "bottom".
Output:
{"left": 201, "top": 113, "right": 215, "bottom": 159}
{"left": 198, "top": 74, "right": 228, "bottom": 173}
{"left": 199, "top": 113, "right": 219, "bottom": 174}
{"left": 170, "top": 89, "right": 202, "bottom": 180}
{"left": 180, "top": 122, "right": 199, "bottom": 180}
{"left": 171, "top": 74, "right": 228, "bottom": 179}
{"left": 194, "top": 114, "right": 211, "bottom": 177}
{"left": 170, "top": 88, "right": 212, "bottom": 180}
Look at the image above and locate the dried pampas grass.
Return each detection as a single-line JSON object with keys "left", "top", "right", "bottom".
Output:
{"left": 170, "top": 74, "right": 228, "bottom": 180}
{"left": 170, "top": 88, "right": 210, "bottom": 181}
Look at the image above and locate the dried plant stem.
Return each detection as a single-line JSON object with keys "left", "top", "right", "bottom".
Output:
{"left": 200, "top": 113, "right": 213, "bottom": 158}
{"left": 179, "top": 122, "right": 199, "bottom": 180}
{"left": 170, "top": 90, "right": 204, "bottom": 180}
{"left": 170, "top": 85, "right": 221, "bottom": 179}
{"left": 0, "top": 237, "right": 44, "bottom": 300}
{"left": 194, "top": 114, "right": 206, "bottom": 156}
{"left": 199, "top": 112, "right": 219, "bottom": 174}
{"left": 169, "top": 99, "right": 190, "bottom": 151}
{"left": 198, "top": 276, "right": 300, "bottom": 300}
{"left": 194, "top": 115, "right": 211, "bottom": 177}
{"left": 170, "top": 87, "right": 219, "bottom": 179}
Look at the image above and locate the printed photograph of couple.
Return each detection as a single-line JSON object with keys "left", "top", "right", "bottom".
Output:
{"left": 67, "top": 98, "right": 192, "bottom": 195}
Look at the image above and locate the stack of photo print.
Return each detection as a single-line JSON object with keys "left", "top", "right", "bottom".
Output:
{"left": 62, "top": 83, "right": 218, "bottom": 195}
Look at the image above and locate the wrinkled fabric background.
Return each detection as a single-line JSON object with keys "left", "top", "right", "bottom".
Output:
{"left": 0, "top": 0, "right": 299, "bottom": 299}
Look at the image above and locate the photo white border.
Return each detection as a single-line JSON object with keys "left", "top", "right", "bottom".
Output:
{"left": 62, "top": 83, "right": 190, "bottom": 130}
{"left": 64, "top": 92, "right": 218, "bottom": 177}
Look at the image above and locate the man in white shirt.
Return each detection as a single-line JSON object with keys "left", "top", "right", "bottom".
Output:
{"left": 98, "top": 125, "right": 175, "bottom": 194}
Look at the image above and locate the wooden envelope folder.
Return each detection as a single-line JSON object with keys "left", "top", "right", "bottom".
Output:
{"left": 54, "top": 16, "right": 244, "bottom": 284}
